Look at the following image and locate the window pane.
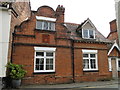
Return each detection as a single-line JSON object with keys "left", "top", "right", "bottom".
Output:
{"left": 118, "top": 61, "right": 120, "bottom": 67}
{"left": 35, "top": 65, "right": 39, "bottom": 70}
{"left": 36, "top": 21, "right": 42, "bottom": 29}
{"left": 83, "top": 30, "right": 88, "bottom": 38}
{"left": 35, "top": 58, "right": 44, "bottom": 70}
{"left": 46, "top": 52, "right": 53, "bottom": 56}
{"left": 39, "top": 58, "right": 44, "bottom": 70}
{"left": 83, "top": 54, "right": 88, "bottom": 57}
{"left": 36, "top": 58, "right": 39, "bottom": 64}
{"left": 43, "top": 21, "right": 48, "bottom": 30}
{"left": 50, "top": 59, "right": 53, "bottom": 64}
{"left": 50, "top": 65, "right": 53, "bottom": 70}
{"left": 46, "top": 65, "right": 53, "bottom": 70}
{"left": 83, "top": 59, "right": 89, "bottom": 69}
{"left": 46, "top": 58, "right": 53, "bottom": 64}
{"left": 90, "top": 54, "right": 95, "bottom": 58}
{"left": 36, "top": 52, "right": 44, "bottom": 56}
{"left": 51, "top": 22, "right": 55, "bottom": 31}
{"left": 46, "top": 58, "right": 50, "bottom": 64}
{"left": 89, "top": 30, "right": 94, "bottom": 38}
{"left": 48, "top": 22, "right": 52, "bottom": 30}
{"left": 90, "top": 59, "right": 96, "bottom": 69}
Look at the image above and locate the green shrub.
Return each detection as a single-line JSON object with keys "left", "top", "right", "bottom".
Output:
{"left": 6, "top": 62, "right": 27, "bottom": 80}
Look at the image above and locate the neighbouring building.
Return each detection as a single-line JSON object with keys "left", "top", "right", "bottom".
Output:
{"left": 107, "top": 19, "right": 120, "bottom": 79}
{"left": 115, "top": 0, "right": 120, "bottom": 46}
{"left": 0, "top": 1, "right": 31, "bottom": 78}
{"left": 12, "top": 5, "right": 115, "bottom": 85}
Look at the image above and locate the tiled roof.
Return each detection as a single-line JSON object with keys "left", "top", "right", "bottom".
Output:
{"left": 64, "top": 22, "right": 112, "bottom": 44}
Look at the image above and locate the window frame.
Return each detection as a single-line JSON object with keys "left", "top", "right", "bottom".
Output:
{"left": 34, "top": 47, "right": 56, "bottom": 73}
{"left": 36, "top": 20, "right": 55, "bottom": 31}
{"left": 109, "top": 58, "right": 120, "bottom": 71}
{"left": 82, "top": 50, "right": 98, "bottom": 71}
{"left": 82, "top": 29, "right": 95, "bottom": 39}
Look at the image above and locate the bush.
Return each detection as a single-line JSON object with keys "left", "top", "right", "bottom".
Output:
{"left": 6, "top": 62, "right": 27, "bottom": 80}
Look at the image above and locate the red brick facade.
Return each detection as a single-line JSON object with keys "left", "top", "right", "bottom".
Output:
{"left": 107, "top": 19, "right": 118, "bottom": 42}
{"left": 12, "top": 5, "right": 112, "bottom": 85}
{"left": 8, "top": 1, "right": 31, "bottom": 62}
{"left": 107, "top": 19, "right": 120, "bottom": 78}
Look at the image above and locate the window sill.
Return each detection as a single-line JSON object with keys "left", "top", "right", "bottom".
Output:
{"left": 83, "top": 70, "right": 99, "bottom": 72}
{"left": 35, "top": 29, "right": 56, "bottom": 33}
{"left": 33, "top": 72, "right": 55, "bottom": 74}
{"left": 82, "top": 37, "right": 96, "bottom": 40}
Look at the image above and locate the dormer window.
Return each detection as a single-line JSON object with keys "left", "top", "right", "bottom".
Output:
{"left": 36, "top": 16, "right": 56, "bottom": 31}
{"left": 36, "top": 21, "right": 55, "bottom": 31}
{"left": 82, "top": 29, "right": 95, "bottom": 39}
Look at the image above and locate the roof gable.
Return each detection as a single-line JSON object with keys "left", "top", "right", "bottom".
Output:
{"left": 108, "top": 42, "right": 120, "bottom": 55}
{"left": 81, "top": 18, "right": 96, "bottom": 29}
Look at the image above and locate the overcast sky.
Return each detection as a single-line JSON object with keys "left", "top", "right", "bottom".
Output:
{"left": 30, "top": 0, "right": 116, "bottom": 37}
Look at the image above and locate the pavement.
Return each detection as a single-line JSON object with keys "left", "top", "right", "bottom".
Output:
{"left": 20, "top": 79, "right": 119, "bottom": 89}
{"left": 0, "top": 78, "right": 2, "bottom": 90}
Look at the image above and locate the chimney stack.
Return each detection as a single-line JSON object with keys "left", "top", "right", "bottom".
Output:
{"left": 56, "top": 5, "right": 65, "bottom": 23}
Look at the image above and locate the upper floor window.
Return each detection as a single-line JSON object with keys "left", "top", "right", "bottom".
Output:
{"left": 82, "top": 29, "right": 95, "bottom": 39}
{"left": 36, "top": 21, "right": 55, "bottom": 31}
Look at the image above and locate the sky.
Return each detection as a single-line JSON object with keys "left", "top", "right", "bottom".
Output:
{"left": 30, "top": 0, "right": 116, "bottom": 37}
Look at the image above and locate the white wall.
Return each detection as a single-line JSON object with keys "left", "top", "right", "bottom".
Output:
{"left": 0, "top": 7, "right": 11, "bottom": 77}
{"left": 115, "top": 0, "right": 120, "bottom": 46}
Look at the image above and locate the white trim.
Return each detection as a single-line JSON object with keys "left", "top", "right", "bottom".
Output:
{"left": 108, "top": 57, "right": 120, "bottom": 71}
{"left": 34, "top": 47, "right": 56, "bottom": 73}
{"left": 108, "top": 58, "right": 112, "bottom": 71}
{"left": 34, "top": 47, "right": 56, "bottom": 51}
{"left": 82, "top": 18, "right": 97, "bottom": 29}
{"left": 116, "top": 58, "right": 118, "bottom": 71}
{"left": 36, "top": 16, "right": 56, "bottom": 22}
{"left": 108, "top": 42, "right": 120, "bottom": 55}
{"left": 82, "top": 49, "right": 98, "bottom": 53}
{"left": 82, "top": 50, "right": 98, "bottom": 71}
{"left": 82, "top": 29, "right": 95, "bottom": 39}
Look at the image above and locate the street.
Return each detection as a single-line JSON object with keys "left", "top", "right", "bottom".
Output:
{"left": 1, "top": 80, "right": 120, "bottom": 90}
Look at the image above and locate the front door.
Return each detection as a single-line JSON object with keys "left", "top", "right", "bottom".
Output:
{"left": 111, "top": 58, "right": 118, "bottom": 79}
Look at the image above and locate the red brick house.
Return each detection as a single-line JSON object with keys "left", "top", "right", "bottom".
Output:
{"left": 107, "top": 19, "right": 120, "bottom": 78}
{"left": 12, "top": 5, "right": 113, "bottom": 85}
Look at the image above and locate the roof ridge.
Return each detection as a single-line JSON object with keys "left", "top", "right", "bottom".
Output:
{"left": 65, "top": 22, "right": 79, "bottom": 25}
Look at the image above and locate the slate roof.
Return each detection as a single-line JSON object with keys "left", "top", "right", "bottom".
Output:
{"left": 64, "top": 20, "right": 112, "bottom": 44}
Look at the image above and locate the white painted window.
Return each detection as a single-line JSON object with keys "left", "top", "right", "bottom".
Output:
{"left": 108, "top": 58, "right": 112, "bottom": 71}
{"left": 36, "top": 21, "right": 55, "bottom": 31}
{"left": 34, "top": 47, "right": 56, "bottom": 72}
{"left": 117, "top": 58, "right": 120, "bottom": 71}
{"left": 82, "top": 29, "right": 95, "bottom": 39}
{"left": 82, "top": 50, "right": 98, "bottom": 71}
{"left": 108, "top": 58, "right": 120, "bottom": 71}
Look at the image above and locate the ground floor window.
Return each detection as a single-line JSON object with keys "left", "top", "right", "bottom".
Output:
{"left": 108, "top": 58, "right": 120, "bottom": 71}
{"left": 82, "top": 50, "right": 98, "bottom": 71}
{"left": 34, "top": 47, "right": 56, "bottom": 72}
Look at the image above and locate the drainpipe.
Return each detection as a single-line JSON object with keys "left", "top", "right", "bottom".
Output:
{"left": 10, "top": 31, "right": 15, "bottom": 63}
{"left": 71, "top": 39, "right": 75, "bottom": 83}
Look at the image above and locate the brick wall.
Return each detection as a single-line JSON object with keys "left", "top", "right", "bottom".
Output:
{"left": 107, "top": 19, "right": 118, "bottom": 41}
{"left": 8, "top": 1, "right": 31, "bottom": 62}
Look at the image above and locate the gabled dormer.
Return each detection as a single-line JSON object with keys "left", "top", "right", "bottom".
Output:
{"left": 77, "top": 18, "right": 96, "bottom": 39}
